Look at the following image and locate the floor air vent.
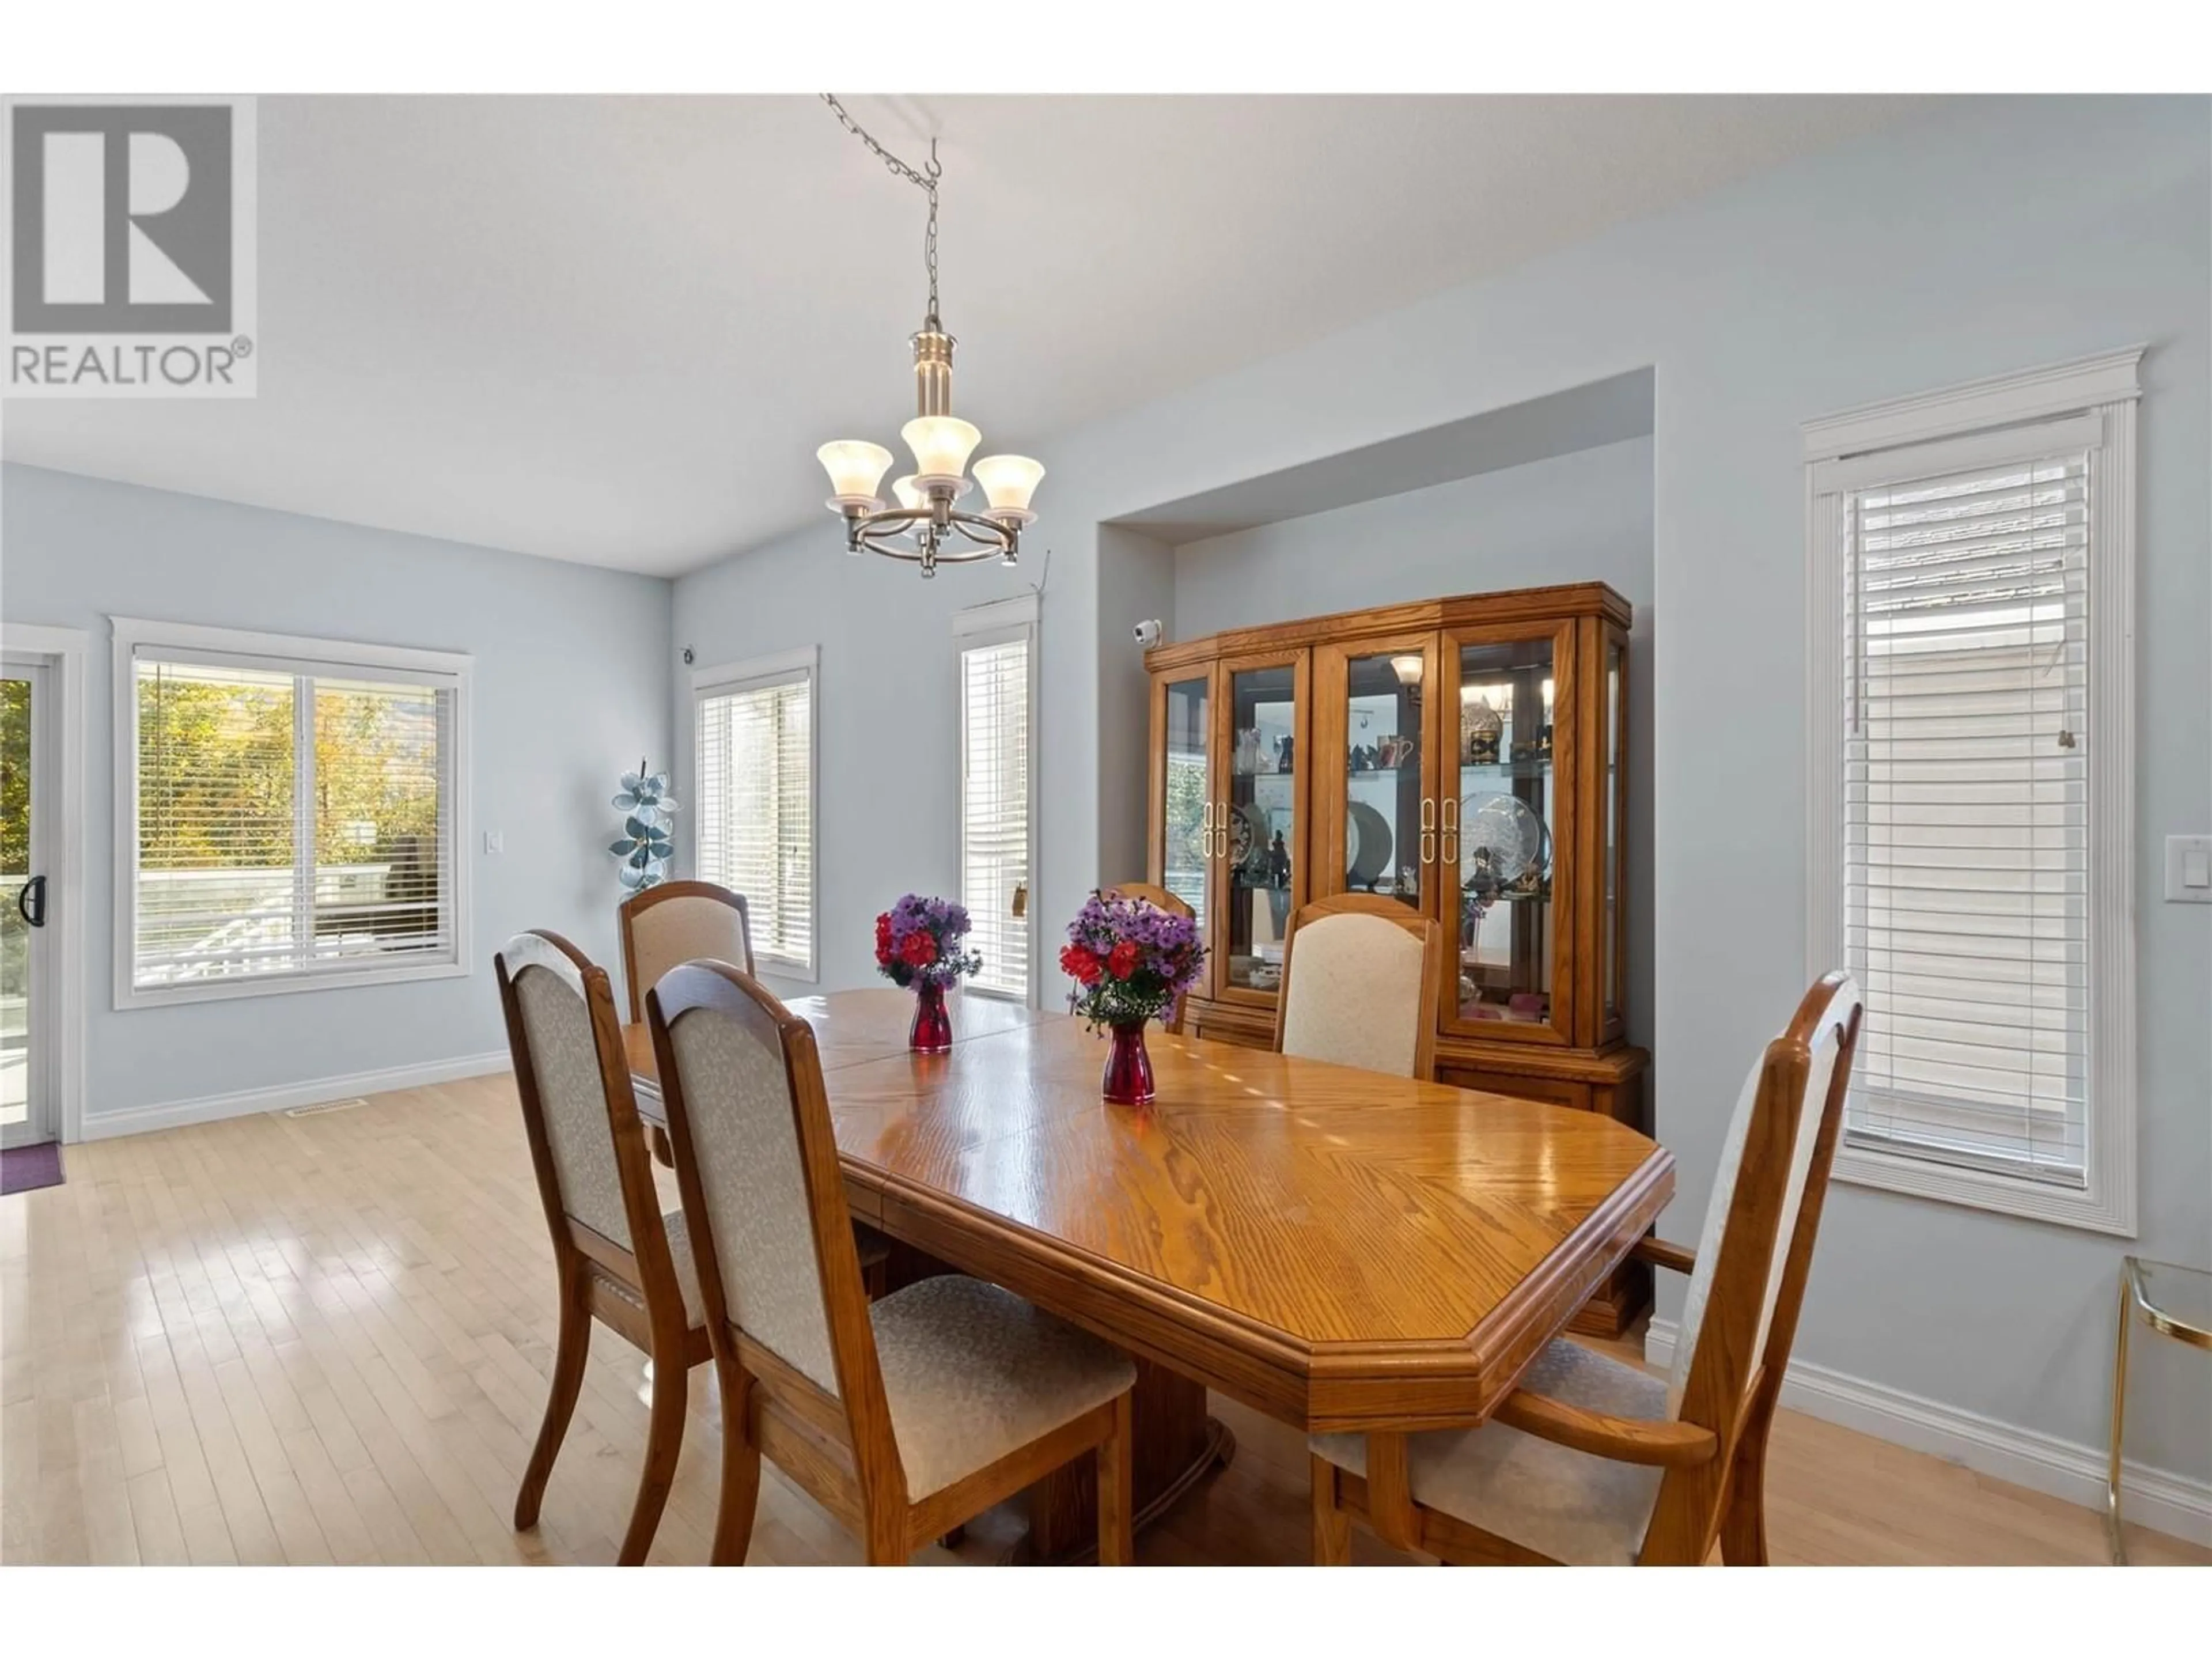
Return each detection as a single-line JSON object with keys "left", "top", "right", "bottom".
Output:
{"left": 283, "top": 1097, "right": 370, "bottom": 1119}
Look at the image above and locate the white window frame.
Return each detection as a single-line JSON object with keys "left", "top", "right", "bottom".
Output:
{"left": 1804, "top": 347, "right": 2140, "bottom": 1235}
{"left": 112, "top": 616, "right": 474, "bottom": 1011}
{"left": 690, "top": 645, "right": 820, "bottom": 983}
{"left": 953, "top": 594, "right": 1040, "bottom": 1007}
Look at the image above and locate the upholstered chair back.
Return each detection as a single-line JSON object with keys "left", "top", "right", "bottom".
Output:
{"left": 1667, "top": 974, "right": 1864, "bottom": 1421}
{"left": 620, "top": 881, "right": 753, "bottom": 1022}
{"left": 1274, "top": 896, "right": 1442, "bottom": 1081}
{"left": 496, "top": 931, "right": 639, "bottom": 1248}
{"left": 650, "top": 968, "right": 849, "bottom": 1399}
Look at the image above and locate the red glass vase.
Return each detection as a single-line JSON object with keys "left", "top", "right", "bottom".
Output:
{"left": 1101, "top": 1020, "right": 1154, "bottom": 1105}
{"left": 909, "top": 979, "right": 952, "bottom": 1054}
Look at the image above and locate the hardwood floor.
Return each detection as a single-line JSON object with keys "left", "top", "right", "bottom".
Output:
{"left": 2, "top": 1072, "right": 2200, "bottom": 1567}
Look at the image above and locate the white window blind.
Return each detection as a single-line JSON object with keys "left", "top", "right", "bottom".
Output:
{"left": 122, "top": 624, "right": 468, "bottom": 1004}
{"left": 696, "top": 658, "right": 815, "bottom": 975}
{"left": 1839, "top": 449, "right": 2091, "bottom": 1184}
{"left": 959, "top": 630, "right": 1032, "bottom": 999}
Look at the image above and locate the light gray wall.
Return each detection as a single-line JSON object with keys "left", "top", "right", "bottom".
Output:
{"left": 674, "top": 96, "right": 2210, "bottom": 1478}
{"left": 1094, "top": 525, "right": 1177, "bottom": 891}
{"left": 0, "top": 463, "right": 673, "bottom": 1124}
{"left": 1170, "top": 435, "right": 1655, "bottom": 1051}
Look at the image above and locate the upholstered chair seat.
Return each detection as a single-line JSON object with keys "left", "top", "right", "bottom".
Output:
{"left": 1310, "top": 1339, "right": 1665, "bottom": 1565}
{"left": 869, "top": 1275, "right": 1138, "bottom": 1500}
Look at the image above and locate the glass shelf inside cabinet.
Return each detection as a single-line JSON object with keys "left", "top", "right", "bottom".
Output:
{"left": 1455, "top": 641, "right": 1557, "bottom": 1026}
{"left": 1226, "top": 662, "right": 1296, "bottom": 994}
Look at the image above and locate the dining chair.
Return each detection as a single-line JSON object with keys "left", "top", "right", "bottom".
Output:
{"left": 647, "top": 960, "right": 1140, "bottom": 1566}
{"left": 618, "top": 879, "right": 885, "bottom": 1308}
{"left": 619, "top": 879, "right": 753, "bottom": 1022}
{"left": 1273, "top": 892, "right": 1444, "bottom": 1081}
{"left": 1104, "top": 881, "right": 1194, "bottom": 1034}
{"left": 1309, "top": 971, "right": 1865, "bottom": 1566}
{"left": 493, "top": 929, "right": 713, "bottom": 1566}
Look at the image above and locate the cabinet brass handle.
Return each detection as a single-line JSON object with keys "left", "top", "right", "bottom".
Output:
{"left": 1200, "top": 800, "right": 1214, "bottom": 860}
{"left": 1440, "top": 797, "right": 1459, "bottom": 869}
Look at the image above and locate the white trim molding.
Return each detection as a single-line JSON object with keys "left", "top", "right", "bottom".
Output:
{"left": 1644, "top": 1319, "right": 2211, "bottom": 1549}
{"left": 1804, "top": 349, "right": 2141, "bottom": 1235}
{"left": 2, "top": 623, "right": 89, "bottom": 1143}
{"left": 1804, "top": 346, "right": 2146, "bottom": 461}
{"left": 78, "top": 1050, "right": 510, "bottom": 1142}
{"left": 110, "top": 616, "right": 475, "bottom": 1012}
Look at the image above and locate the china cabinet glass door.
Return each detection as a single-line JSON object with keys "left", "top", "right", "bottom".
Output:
{"left": 1316, "top": 634, "right": 1442, "bottom": 918}
{"left": 1153, "top": 671, "right": 1215, "bottom": 997}
{"left": 1214, "top": 653, "right": 1306, "bottom": 1006}
{"left": 1600, "top": 625, "right": 1628, "bottom": 1043}
{"left": 1441, "top": 624, "right": 1574, "bottom": 1043}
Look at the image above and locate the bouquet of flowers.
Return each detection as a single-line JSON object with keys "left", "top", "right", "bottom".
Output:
{"left": 874, "top": 894, "right": 984, "bottom": 989}
{"left": 1059, "top": 891, "right": 1206, "bottom": 1031}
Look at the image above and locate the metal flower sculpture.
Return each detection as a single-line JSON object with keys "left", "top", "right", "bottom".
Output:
{"left": 608, "top": 760, "right": 679, "bottom": 892}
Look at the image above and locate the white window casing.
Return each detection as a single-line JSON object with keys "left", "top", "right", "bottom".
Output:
{"left": 1804, "top": 349, "right": 2139, "bottom": 1235}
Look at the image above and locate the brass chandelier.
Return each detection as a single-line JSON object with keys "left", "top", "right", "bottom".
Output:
{"left": 815, "top": 95, "right": 1043, "bottom": 578}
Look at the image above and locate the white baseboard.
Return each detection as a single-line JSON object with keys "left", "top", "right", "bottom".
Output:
{"left": 1644, "top": 1317, "right": 2212, "bottom": 1548}
{"left": 77, "top": 1051, "right": 511, "bottom": 1142}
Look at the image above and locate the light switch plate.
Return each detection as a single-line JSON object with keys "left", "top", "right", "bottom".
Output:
{"left": 2165, "top": 834, "right": 2212, "bottom": 903}
{"left": 483, "top": 830, "right": 504, "bottom": 855}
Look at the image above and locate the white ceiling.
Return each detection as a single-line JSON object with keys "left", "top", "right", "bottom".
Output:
{"left": 3, "top": 94, "right": 1940, "bottom": 577}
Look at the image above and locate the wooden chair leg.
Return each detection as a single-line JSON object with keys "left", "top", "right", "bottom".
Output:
{"left": 864, "top": 1506, "right": 909, "bottom": 1565}
{"left": 514, "top": 1272, "right": 590, "bottom": 1531}
{"left": 1718, "top": 1412, "right": 1773, "bottom": 1566}
{"left": 710, "top": 1363, "right": 760, "bottom": 1566}
{"left": 616, "top": 1339, "right": 689, "bottom": 1565}
{"left": 1718, "top": 1378, "right": 1781, "bottom": 1566}
{"left": 1311, "top": 1455, "right": 1353, "bottom": 1565}
{"left": 1096, "top": 1392, "right": 1134, "bottom": 1566}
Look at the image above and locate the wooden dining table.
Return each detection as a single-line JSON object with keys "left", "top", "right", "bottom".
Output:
{"left": 624, "top": 987, "right": 1673, "bottom": 1559}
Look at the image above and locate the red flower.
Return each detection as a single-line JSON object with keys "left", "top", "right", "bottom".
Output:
{"left": 1060, "top": 944, "right": 1102, "bottom": 986}
{"left": 874, "top": 913, "right": 894, "bottom": 964}
{"left": 899, "top": 931, "right": 937, "bottom": 968}
{"left": 1107, "top": 941, "right": 1141, "bottom": 981}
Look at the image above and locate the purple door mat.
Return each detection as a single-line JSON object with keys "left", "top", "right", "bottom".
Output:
{"left": 2, "top": 1142, "right": 64, "bottom": 1195}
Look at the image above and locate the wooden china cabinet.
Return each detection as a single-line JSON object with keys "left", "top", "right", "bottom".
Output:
{"left": 1143, "top": 582, "right": 1650, "bottom": 1334}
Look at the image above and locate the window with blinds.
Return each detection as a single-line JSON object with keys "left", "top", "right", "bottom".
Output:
{"left": 1840, "top": 450, "right": 2091, "bottom": 1184}
{"left": 119, "top": 622, "right": 469, "bottom": 1005}
{"left": 1808, "top": 353, "right": 2137, "bottom": 1234}
{"left": 959, "top": 630, "right": 1033, "bottom": 999}
{"left": 695, "top": 656, "right": 815, "bottom": 975}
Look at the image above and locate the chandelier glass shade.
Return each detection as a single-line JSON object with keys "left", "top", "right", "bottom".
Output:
{"left": 814, "top": 96, "right": 1043, "bottom": 578}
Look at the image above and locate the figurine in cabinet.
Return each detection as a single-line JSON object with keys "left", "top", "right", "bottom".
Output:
{"left": 1464, "top": 696, "right": 1503, "bottom": 765}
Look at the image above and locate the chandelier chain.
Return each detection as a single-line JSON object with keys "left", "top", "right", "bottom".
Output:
{"left": 821, "top": 93, "right": 941, "bottom": 325}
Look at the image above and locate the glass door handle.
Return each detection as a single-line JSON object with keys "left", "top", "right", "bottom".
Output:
{"left": 1200, "top": 800, "right": 1215, "bottom": 861}
{"left": 1440, "top": 797, "right": 1459, "bottom": 868}
{"left": 1419, "top": 797, "right": 1437, "bottom": 866}
{"left": 17, "top": 874, "right": 46, "bottom": 928}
